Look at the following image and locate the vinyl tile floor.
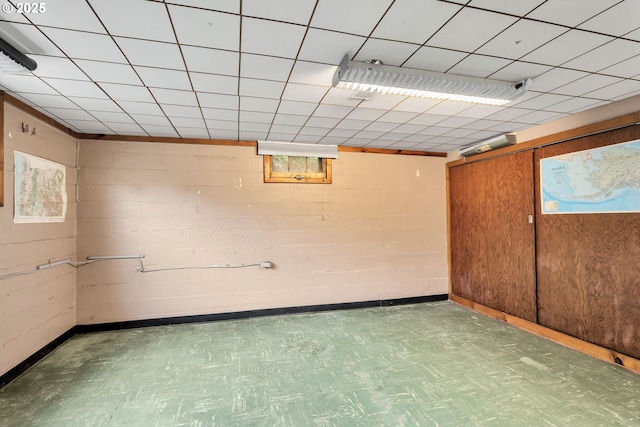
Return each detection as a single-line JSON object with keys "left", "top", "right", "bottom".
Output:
{"left": 1, "top": 301, "right": 639, "bottom": 427}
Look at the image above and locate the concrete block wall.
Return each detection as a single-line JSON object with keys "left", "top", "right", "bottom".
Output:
{"left": 76, "top": 140, "right": 449, "bottom": 324}
{"left": 0, "top": 104, "right": 77, "bottom": 377}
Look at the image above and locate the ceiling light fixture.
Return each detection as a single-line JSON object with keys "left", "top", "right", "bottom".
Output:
{"left": 0, "top": 35, "right": 37, "bottom": 73}
{"left": 332, "top": 54, "right": 531, "bottom": 106}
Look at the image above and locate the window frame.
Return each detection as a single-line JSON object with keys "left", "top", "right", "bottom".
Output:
{"left": 263, "top": 155, "right": 332, "bottom": 184}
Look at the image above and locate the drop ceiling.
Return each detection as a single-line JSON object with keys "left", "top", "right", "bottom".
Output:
{"left": 1, "top": 0, "right": 640, "bottom": 153}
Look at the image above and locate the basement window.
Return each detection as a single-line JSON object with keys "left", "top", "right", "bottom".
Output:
{"left": 263, "top": 155, "right": 332, "bottom": 184}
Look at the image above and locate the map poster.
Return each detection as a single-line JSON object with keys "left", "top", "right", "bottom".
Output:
{"left": 540, "top": 139, "right": 640, "bottom": 215}
{"left": 14, "top": 151, "right": 67, "bottom": 223}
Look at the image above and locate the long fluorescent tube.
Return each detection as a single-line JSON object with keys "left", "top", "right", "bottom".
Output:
{"left": 0, "top": 35, "right": 37, "bottom": 73}
{"left": 333, "top": 55, "right": 531, "bottom": 105}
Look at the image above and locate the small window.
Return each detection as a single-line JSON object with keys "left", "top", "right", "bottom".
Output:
{"left": 263, "top": 155, "right": 332, "bottom": 184}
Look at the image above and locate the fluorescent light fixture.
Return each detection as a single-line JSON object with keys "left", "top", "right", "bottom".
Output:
{"left": 258, "top": 141, "right": 338, "bottom": 158}
{"left": 0, "top": 35, "right": 37, "bottom": 73}
{"left": 333, "top": 55, "right": 531, "bottom": 106}
{"left": 459, "top": 133, "right": 517, "bottom": 157}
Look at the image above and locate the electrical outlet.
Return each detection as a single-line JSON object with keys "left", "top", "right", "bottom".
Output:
{"left": 260, "top": 261, "right": 273, "bottom": 269}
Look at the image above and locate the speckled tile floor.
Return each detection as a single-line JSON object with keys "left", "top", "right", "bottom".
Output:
{"left": 1, "top": 301, "right": 640, "bottom": 426}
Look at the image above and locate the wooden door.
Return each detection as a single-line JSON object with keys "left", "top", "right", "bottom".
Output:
{"left": 449, "top": 150, "right": 537, "bottom": 322}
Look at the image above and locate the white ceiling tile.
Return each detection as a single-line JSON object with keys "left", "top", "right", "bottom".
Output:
{"left": 484, "top": 107, "right": 532, "bottom": 122}
{"left": 512, "top": 93, "right": 573, "bottom": 109}
{"left": 270, "top": 124, "right": 302, "bottom": 134}
{"left": 463, "top": 119, "right": 503, "bottom": 130}
{"left": 28, "top": 0, "right": 105, "bottom": 32}
{"left": 90, "top": 111, "right": 135, "bottom": 123}
{"left": 69, "top": 97, "right": 123, "bottom": 112}
{"left": 468, "top": 0, "right": 545, "bottom": 16}
{"left": 514, "top": 110, "right": 567, "bottom": 124}
{"left": 281, "top": 83, "right": 328, "bottom": 103}
{"left": 545, "top": 97, "right": 605, "bottom": 114}
{"left": 168, "top": 0, "right": 239, "bottom": 14}
{"left": 131, "top": 114, "right": 172, "bottom": 126}
{"left": 149, "top": 88, "right": 198, "bottom": 106}
{"left": 355, "top": 94, "right": 405, "bottom": 110}
{"left": 585, "top": 79, "right": 640, "bottom": 100}
{"left": 372, "top": 0, "right": 461, "bottom": 44}
{"left": 347, "top": 108, "right": 386, "bottom": 121}
{"left": 40, "top": 28, "right": 127, "bottom": 63}
{"left": 277, "top": 101, "right": 317, "bottom": 115}
{"left": 561, "top": 39, "right": 640, "bottom": 73}
{"left": 206, "top": 120, "right": 238, "bottom": 131}
{"left": 407, "top": 113, "right": 446, "bottom": 126}
{"left": 239, "top": 111, "right": 274, "bottom": 123}
{"left": 554, "top": 74, "right": 621, "bottom": 98}
{"left": 477, "top": 20, "right": 567, "bottom": 60}
{"left": 171, "top": 117, "right": 207, "bottom": 128}
{"left": 579, "top": 1, "right": 640, "bottom": 36}
{"left": 521, "top": 30, "right": 612, "bottom": 67}
{"left": 526, "top": 0, "right": 620, "bottom": 27}
{"left": 274, "top": 114, "right": 310, "bottom": 125}
{"left": 89, "top": 0, "right": 175, "bottom": 42}
{"left": 434, "top": 117, "right": 477, "bottom": 128}
{"left": 197, "top": 93, "right": 239, "bottom": 110}
{"left": 209, "top": 129, "right": 240, "bottom": 139}
{"left": 0, "top": 74, "right": 59, "bottom": 95}
{"left": 75, "top": 60, "right": 143, "bottom": 85}
{"left": 65, "top": 120, "right": 112, "bottom": 133}
{"left": 427, "top": 9, "right": 518, "bottom": 52}
{"left": 392, "top": 97, "right": 441, "bottom": 113}
{"left": 141, "top": 125, "right": 179, "bottom": 137}
{"left": 354, "top": 39, "right": 419, "bottom": 67}
{"left": 306, "top": 117, "right": 341, "bottom": 127}
{"left": 116, "top": 38, "right": 185, "bottom": 70}
{"left": 327, "top": 128, "right": 359, "bottom": 138}
{"left": 43, "top": 78, "right": 106, "bottom": 98}
{"left": 335, "top": 120, "right": 370, "bottom": 130}
{"left": 314, "top": 104, "right": 353, "bottom": 119}
{"left": 530, "top": 68, "right": 590, "bottom": 92}
{"left": 239, "top": 122, "right": 270, "bottom": 132}
{"left": 320, "top": 88, "right": 362, "bottom": 107}
{"left": 240, "top": 96, "right": 279, "bottom": 113}
{"left": 625, "top": 27, "right": 640, "bottom": 42}
{"left": 99, "top": 83, "right": 154, "bottom": 102}
{"left": 448, "top": 55, "right": 513, "bottom": 78}
{"left": 45, "top": 108, "right": 95, "bottom": 121}
{"left": 0, "top": 23, "right": 64, "bottom": 56}
{"left": 403, "top": 47, "right": 468, "bottom": 72}
{"left": 202, "top": 108, "right": 238, "bottom": 121}
{"left": 297, "top": 29, "right": 366, "bottom": 65}
{"left": 136, "top": 67, "right": 192, "bottom": 90}
{"left": 267, "top": 133, "right": 297, "bottom": 141}
{"left": 16, "top": 93, "right": 76, "bottom": 109}
{"left": 169, "top": 5, "right": 239, "bottom": 50}
{"left": 426, "top": 101, "right": 473, "bottom": 116}
{"left": 190, "top": 72, "right": 238, "bottom": 95}
{"left": 30, "top": 56, "right": 89, "bottom": 80}
{"left": 182, "top": 46, "right": 239, "bottom": 76}
{"left": 379, "top": 110, "right": 418, "bottom": 123}
{"left": 239, "top": 78, "right": 285, "bottom": 98}
{"left": 455, "top": 105, "right": 506, "bottom": 119}
{"left": 241, "top": 54, "right": 294, "bottom": 82}
{"left": 443, "top": 128, "right": 476, "bottom": 138}
{"left": 295, "top": 135, "right": 323, "bottom": 143}
{"left": 489, "top": 61, "right": 551, "bottom": 82}
{"left": 162, "top": 105, "right": 202, "bottom": 118}
{"left": 242, "top": 18, "right": 306, "bottom": 59}
{"left": 288, "top": 61, "right": 336, "bottom": 86}
{"left": 243, "top": 0, "right": 315, "bottom": 24}
{"left": 600, "top": 55, "right": 640, "bottom": 78}
{"left": 311, "top": 0, "right": 394, "bottom": 36}
{"left": 354, "top": 130, "right": 386, "bottom": 139}
{"left": 176, "top": 127, "right": 211, "bottom": 138}
{"left": 393, "top": 123, "right": 427, "bottom": 134}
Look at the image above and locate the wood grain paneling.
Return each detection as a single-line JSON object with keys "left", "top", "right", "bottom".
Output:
{"left": 535, "top": 126, "right": 640, "bottom": 359}
{"left": 1, "top": 91, "right": 4, "bottom": 207}
{"left": 449, "top": 150, "right": 537, "bottom": 321}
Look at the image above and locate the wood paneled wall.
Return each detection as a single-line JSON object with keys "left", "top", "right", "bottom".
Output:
{"left": 449, "top": 150, "right": 537, "bottom": 322}
{"left": 535, "top": 126, "right": 640, "bottom": 359}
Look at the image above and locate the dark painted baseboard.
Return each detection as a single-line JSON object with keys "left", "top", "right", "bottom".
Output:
{"left": 0, "top": 294, "right": 448, "bottom": 389}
